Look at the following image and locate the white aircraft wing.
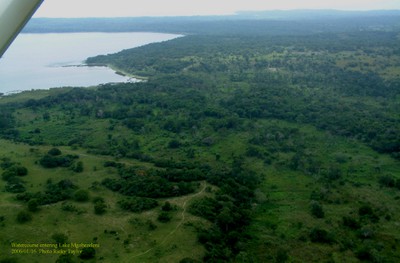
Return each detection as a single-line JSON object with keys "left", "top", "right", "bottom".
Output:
{"left": 0, "top": 0, "right": 44, "bottom": 57}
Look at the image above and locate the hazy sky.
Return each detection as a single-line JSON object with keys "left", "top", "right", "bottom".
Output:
{"left": 34, "top": 0, "right": 400, "bottom": 18}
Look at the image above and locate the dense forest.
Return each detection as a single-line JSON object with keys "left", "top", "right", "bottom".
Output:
{"left": 1, "top": 10, "right": 400, "bottom": 263}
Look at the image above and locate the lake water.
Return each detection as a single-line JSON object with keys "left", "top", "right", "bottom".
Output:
{"left": 0, "top": 32, "right": 180, "bottom": 95}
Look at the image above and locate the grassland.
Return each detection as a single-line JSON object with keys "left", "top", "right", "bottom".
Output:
{"left": 0, "top": 139, "right": 211, "bottom": 263}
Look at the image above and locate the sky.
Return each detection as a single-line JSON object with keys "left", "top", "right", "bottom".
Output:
{"left": 34, "top": 0, "right": 400, "bottom": 18}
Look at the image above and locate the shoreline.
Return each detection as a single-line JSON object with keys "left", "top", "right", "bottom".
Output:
{"left": 86, "top": 63, "right": 148, "bottom": 81}
{"left": 0, "top": 65, "right": 144, "bottom": 98}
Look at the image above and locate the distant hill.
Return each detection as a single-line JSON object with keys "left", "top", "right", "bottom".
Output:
{"left": 25, "top": 10, "right": 400, "bottom": 35}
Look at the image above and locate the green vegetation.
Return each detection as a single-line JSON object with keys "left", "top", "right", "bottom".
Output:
{"left": 1, "top": 12, "right": 400, "bottom": 262}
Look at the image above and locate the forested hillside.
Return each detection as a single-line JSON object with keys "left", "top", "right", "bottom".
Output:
{"left": 1, "top": 12, "right": 400, "bottom": 262}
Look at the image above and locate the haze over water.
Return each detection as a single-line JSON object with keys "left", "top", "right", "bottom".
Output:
{"left": 0, "top": 32, "right": 179, "bottom": 94}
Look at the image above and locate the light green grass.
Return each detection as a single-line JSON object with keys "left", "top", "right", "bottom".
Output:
{"left": 0, "top": 140, "right": 207, "bottom": 263}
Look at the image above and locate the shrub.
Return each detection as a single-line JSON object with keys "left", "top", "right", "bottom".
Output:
{"left": 358, "top": 227, "right": 375, "bottom": 239}
{"left": 39, "top": 155, "right": 75, "bottom": 168}
{"left": 16, "top": 211, "right": 32, "bottom": 223}
{"left": 73, "top": 189, "right": 89, "bottom": 202}
{"left": 48, "top": 148, "right": 62, "bottom": 156}
{"left": 14, "top": 166, "right": 28, "bottom": 176}
{"left": 310, "top": 201, "right": 324, "bottom": 218}
{"left": 118, "top": 197, "right": 158, "bottom": 213}
{"left": 146, "top": 220, "right": 157, "bottom": 231}
{"left": 5, "top": 181, "right": 26, "bottom": 193}
{"left": 79, "top": 247, "right": 95, "bottom": 259}
{"left": 0, "top": 258, "right": 18, "bottom": 263}
{"left": 27, "top": 199, "right": 39, "bottom": 212}
{"left": 73, "top": 161, "right": 84, "bottom": 173}
{"left": 179, "top": 258, "right": 201, "bottom": 263}
{"left": 168, "top": 139, "right": 181, "bottom": 149}
{"left": 1, "top": 170, "right": 15, "bottom": 181}
{"left": 94, "top": 201, "right": 107, "bottom": 215}
{"left": 56, "top": 254, "right": 76, "bottom": 263}
{"left": 378, "top": 175, "right": 395, "bottom": 187}
{"left": 157, "top": 212, "right": 172, "bottom": 223}
{"left": 93, "top": 197, "right": 107, "bottom": 215}
{"left": 52, "top": 233, "right": 68, "bottom": 244}
{"left": 309, "top": 228, "right": 333, "bottom": 243}
{"left": 276, "top": 249, "right": 289, "bottom": 263}
{"left": 342, "top": 216, "right": 360, "bottom": 230}
{"left": 61, "top": 203, "right": 78, "bottom": 212}
{"left": 1, "top": 166, "right": 28, "bottom": 181}
{"left": 358, "top": 204, "right": 379, "bottom": 223}
{"left": 356, "top": 246, "right": 374, "bottom": 261}
{"left": 161, "top": 201, "right": 173, "bottom": 211}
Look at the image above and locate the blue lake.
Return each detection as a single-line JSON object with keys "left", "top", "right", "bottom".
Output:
{"left": 0, "top": 32, "right": 180, "bottom": 94}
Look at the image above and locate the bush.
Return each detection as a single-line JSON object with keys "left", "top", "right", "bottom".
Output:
{"left": 27, "top": 199, "right": 39, "bottom": 212}
{"left": 0, "top": 258, "right": 18, "bottom": 263}
{"left": 309, "top": 228, "right": 333, "bottom": 243}
{"left": 161, "top": 201, "right": 173, "bottom": 211}
{"left": 52, "top": 233, "right": 68, "bottom": 244}
{"left": 56, "top": 254, "right": 76, "bottom": 263}
{"left": 74, "top": 189, "right": 89, "bottom": 202}
{"left": 48, "top": 148, "right": 62, "bottom": 156}
{"left": 16, "top": 211, "right": 32, "bottom": 223}
{"left": 79, "top": 247, "right": 95, "bottom": 259}
{"left": 358, "top": 227, "right": 375, "bottom": 239}
{"left": 93, "top": 197, "right": 107, "bottom": 215}
{"left": 356, "top": 246, "right": 374, "bottom": 261}
{"left": 5, "top": 181, "right": 26, "bottom": 193}
{"left": 310, "top": 201, "right": 324, "bottom": 218}
{"left": 94, "top": 201, "right": 107, "bottom": 215}
{"left": 118, "top": 197, "right": 158, "bottom": 213}
{"left": 14, "top": 166, "right": 28, "bottom": 176}
{"left": 146, "top": 220, "right": 157, "bottom": 231}
{"left": 1, "top": 170, "right": 15, "bottom": 181}
{"left": 359, "top": 204, "right": 379, "bottom": 223}
{"left": 61, "top": 203, "right": 78, "bottom": 212}
{"left": 179, "top": 258, "right": 201, "bottom": 263}
{"left": 168, "top": 139, "right": 181, "bottom": 149}
{"left": 378, "top": 175, "right": 396, "bottom": 187}
{"left": 39, "top": 155, "right": 75, "bottom": 168}
{"left": 342, "top": 216, "right": 360, "bottom": 230}
{"left": 276, "top": 249, "right": 289, "bottom": 263}
{"left": 1, "top": 166, "right": 28, "bottom": 181}
{"left": 73, "top": 161, "right": 84, "bottom": 173}
{"left": 157, "top": 212, "right": 172, "bottom": 223}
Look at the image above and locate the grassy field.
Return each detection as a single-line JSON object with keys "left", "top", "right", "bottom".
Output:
{"left": 243, "top": 124, "right": 400, "bottom": 262}
{"left": 2, "top": 112, "right": 399, "bottom": 262}
{"left": 0, "top": 139, "right": 209, "bottom": 263}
